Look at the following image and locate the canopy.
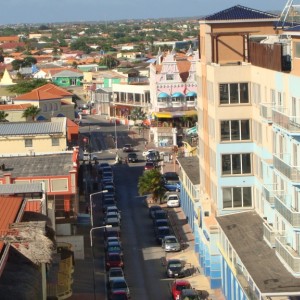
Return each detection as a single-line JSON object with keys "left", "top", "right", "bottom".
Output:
{"left": 172, "top": 92, "right": 184, "bottom": 97}
{"left": 158, "top": 92, "right": 170, "bottom": 98}
{"left": 152, "top": 110, "right": 197, "bottom": 119}
{"left": 152, "top": 112, "right": 173, "bottom": 118}
{"left": 186, "top": 91, "right": 197, "bottom": 97}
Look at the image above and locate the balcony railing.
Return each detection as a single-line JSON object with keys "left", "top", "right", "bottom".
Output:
{"left": 260, "top": 103, "right": 274, "bottom": 123}
{"left": 272, "top": 107, "right": 300, "bottom": 134}
{"left": 262, "top": 184, "right": 277, "bottom": 205}
{"left": 273, "top": 153, "right": 300, "bottom": 182}
{"left": 263, "top": 222, "right": 276, "bottom": 247}
{"left": 274, "top": 193, "right": 300, "bottom": 227}
{"left": 275, "top": 235, "right": 300, "bottom": 274}
{"left": 186, "top": 100, "right": 196, "bottom": 107}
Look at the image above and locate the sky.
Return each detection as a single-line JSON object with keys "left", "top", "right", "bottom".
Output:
{"left": 1, "top": 0, "right": 288, "bottom": 25}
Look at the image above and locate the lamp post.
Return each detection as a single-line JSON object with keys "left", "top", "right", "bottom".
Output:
{"left": 90, "top": 190, "right": 107, "bottom": 227}
{"left": 89, "top": 225, "right": 112, "bottom": 300}
{"left": 114, "top": 118, "right": 118, "bottom": 151}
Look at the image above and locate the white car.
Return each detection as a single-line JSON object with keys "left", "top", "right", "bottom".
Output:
{"left": 142, "top": 149, "right": 157, "bottom": 157}
{"left": 165, "top": 194, "right": 180, "bottom": 208}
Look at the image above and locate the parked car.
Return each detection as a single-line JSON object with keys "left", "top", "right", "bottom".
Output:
{"left": 127, "top": 152, "right": 138, "bottom": 162}
{"left": 164, "top": 181, "right": 181, "bottom": 192}
{"left": 146, "top": 152, "right": 160, "bottom": 162}
{"left": 108, "top": 278, "right": 130, "bottom": 299}
{"left": 162, "top": 235, "right": 181, "bottom": 252}
{"left": 122, "top": 144, "right": 133, "bottom": 152}
{"left": 155, "top": 226, "right": 172, "bottom": 244}
{"left": 105, "top": 211, "right": 121, "bottom": 222}
{"left": 162, "top": 193, "right": 180, "bottom": 208}
{"left": 142, "top": 149, "right": 159, "bottom": 157}
{"left": 162, "top": 172, "right": 179, "bottom": 183}
{"left": 107, "top": 267, "right": 125, "bottom": 284}
{"left": 104, "top": 216, "right": 121, "bottom": 228}
{"left": 149, "top": 205, "right": 163, "bottom": 219}
{"left": 106, "top": 241, "right": 123, "bottom": 256}
{"left": 171, "top": 279, "right": 192, "bottom": 300}
{"left": 153, "top": 219, "right": 169, "bottom": 232}
{"left": 102, "top": 171, "right": 114, "bottom": 181}
{"left": 166, "top": 259, "right": 185, "bottom": 278}
{"left": 152, "top": 210, "right": 168, "bottom": 223}
{"left": 104, "top": 227, "right": 121, "bottom": 240}
{"left": 106, "top": 206, "right": 121, "bottom": 220}
{"left": 179, "top": 289, "right": 209, "bottom": 300}
{"left": 104, "top": 236, "right": 122, "bottom": 248}
{"left": 144, "top": 161, "right": 157, "bottom": 171}
{"left": 105, "top": 253, "right": 124, "bottom": 270}
{"left": 110, "top": 291, "right": 129, "bottom": 300}
{"left": 103, "top": 199, "right": 117, "bottom": 213}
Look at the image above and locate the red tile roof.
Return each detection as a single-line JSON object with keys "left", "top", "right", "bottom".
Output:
{"left": 0, "top": 196, "right": 24, "bottom": 253}
{"left": 25, "top": 200, "right": 41, "bottom": 213}
{"left": 0, "top": 104, "right": 31, "bottom": 111}
{"left": 14, "top": 83, "right": 73, "bottom": 101}
{"left": 0, "top": 36, "right": 19, "bottom": 43}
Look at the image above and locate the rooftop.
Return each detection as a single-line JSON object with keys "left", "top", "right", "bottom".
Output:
{"left": 217, "top": 211, "right": 300, "bottom": 294}
{"left": 177, "top": 156, "right": 199, "bottom": 185}
{"left": 0, "top": 153, "right": 74, "bottom": 177}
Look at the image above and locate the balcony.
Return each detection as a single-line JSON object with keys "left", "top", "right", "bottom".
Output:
{"left": 186, "top": 100, "right": 196, "bottom": 108}
{"left": 262, "top": 184, "right": 277, "bottom": 205}
{"left": 272, "top": 107, "right": 300, "bottom": 134}
{"left": 263, "top": 222, "right": 276, "bottom": 247}
{"left": 260, "top": 103, "right": 273, "bottom": 123}
{"left": 274, "top": 192, "right": 300, "bottom": 227}
{"left": 273, "top": 153, "right": 300, "bottom": 182}
{"left": 171, "top": 101, "right": 184, "bottom": 108}
{"left": 157, "top": 101, "right": 169, "bottom": 109}
{"left": 275, "top": 235, "right": 300, "bottom": 274}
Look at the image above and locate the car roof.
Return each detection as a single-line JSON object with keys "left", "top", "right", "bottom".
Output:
{"left": 164, "top": 235, "right": 177, "bottom": 239}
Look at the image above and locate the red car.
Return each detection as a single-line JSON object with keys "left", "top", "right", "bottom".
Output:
{"left": 171, "top": 279, "right": 192, "bottom": 300}
{"left": 105, "top": 252, "right": 124, "bottom": 271}
{"left": 110, "top": 291, "right": 129, "bottom": 300}
{"left": 144, "top": 161, "right": 156, "bottom": 171}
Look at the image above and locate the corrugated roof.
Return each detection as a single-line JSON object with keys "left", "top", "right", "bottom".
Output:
{"left": 204, "top": 5, "right": 278, "bottom": 21}
{"left": 0, "top": 196, "right": 24, "bottom": 253}
{"left": 52, "top": 70, "right": 83, "bottom": 78}
{"left": 0, "top": 118, "right": 65, "bottom": 136}
{"left": 0, "top": 183, "right": 43, "bottom": 194}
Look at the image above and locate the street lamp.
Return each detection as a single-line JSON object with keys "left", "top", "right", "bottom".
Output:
{"left": 89, "top": 225, "right": 112, "bottom": 300}
{"left": 90, "top": 190, "right": 108, "bottom": 227}
{"left": 114, "top": 118, "right": 118, "bottom": 151}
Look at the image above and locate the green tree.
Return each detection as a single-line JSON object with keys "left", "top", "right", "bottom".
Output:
{"left": 138, "top": 169, "right": 166, "bottom": 203}
{"left": 0, "top": 111, "right": 9, "bottom": 122}
{"left": 8, "top": 79, "right": 48, "bottom": 94}
{"left": 130, "top": 107, "right": 147, "bottom": 124}
{"left": 98, "top": 55, "right": 119, "bottom": 69}
{"left": 22, "top": 105, "right": 41, "bottom": 121}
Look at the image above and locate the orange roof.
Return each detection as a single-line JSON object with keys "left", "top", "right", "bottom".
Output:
{"left": 14, "top": 83, "right": 73, "bottom": 101}
{"left": 0, "top": 196, "right": 24, "bottom": 253}
{"left": 0, "top": 36, "right": 19, "bottom": 43}
{"left": 25, "top": 200, "right": 41, "bottom": 213}
{"left": 0, "top": 103, "right": 31, "bottom": 111}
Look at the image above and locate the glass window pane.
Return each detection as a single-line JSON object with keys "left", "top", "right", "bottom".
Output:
{"left": 222, "top": 155, "right": 231, "bottom": 175}
{"left": 220, "top": 84, "right": 229, "bottom": 104}
{"left": 232, "top": 154, "right": 241, "bottom": 174}
{"left": 240, "top": 83, "right": 249, "bottom": 103}
{"left": 242, "top": 154, "right": 251, "bottom": 174}
{"left": 241, "top": 120, "right": 250, "bottom": 140}
{"left": 231, "top": 120, "right": 240, "bottom": 140}
{"left": 230, "top": 84, "right": 239, "bottom": 103}
{"left": 233, "top": 188, "right": 242, "bottom": 207}
{"left": 221, "top": 121, "right": 230, "bottom": 141}
{"left": 223, "top": 188, "right": 232, "bottom": 208}
{"left": 243, "top": 187, "right": 252, "bottom": 207}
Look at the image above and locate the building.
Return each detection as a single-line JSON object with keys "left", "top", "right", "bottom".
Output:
{"left": 187, "top": 4, "right": 300, "bottom": 299}
{"left": 13, "top": 83, "right": 76, "bottom": 121}
{"left": 149, "top": 47, "right": 198, "bottom": 147}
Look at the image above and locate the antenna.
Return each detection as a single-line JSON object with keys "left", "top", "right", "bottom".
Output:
{"left": 276, "top": 0, "right": 300, "bottom": 29}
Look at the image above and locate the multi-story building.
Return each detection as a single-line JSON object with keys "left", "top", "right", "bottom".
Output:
{"left": 180, "top": 4, "right": 300, "bottom": 299}
{"left": 149, "top": 47, "right": 198, "bottom": 146}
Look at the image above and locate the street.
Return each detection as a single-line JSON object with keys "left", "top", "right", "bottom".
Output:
{"left": 72, "top": 115, "right": 172, "bottom": 299}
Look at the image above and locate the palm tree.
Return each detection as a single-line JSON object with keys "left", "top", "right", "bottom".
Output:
{"left": 130, "top": 107, "right": 147, "bottom": 124}
{"left": 22, "top": 105, "right": 41, "bottom": 121}
{"left": 138, "top": 169, "right": 166, "bottom": 203}
{"left": 0, "top": 111, "right": 8, "bottom": 122}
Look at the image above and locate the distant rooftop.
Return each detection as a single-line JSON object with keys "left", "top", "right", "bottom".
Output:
{"left": 177, "top": 156, "right": 200, "bottom": 185}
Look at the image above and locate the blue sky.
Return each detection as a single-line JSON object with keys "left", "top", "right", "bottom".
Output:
{"left": 1, "top": 0, "right": 287, "bottom": 25}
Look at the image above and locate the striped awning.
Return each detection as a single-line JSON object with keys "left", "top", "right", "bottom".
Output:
{"left": 158, "top": 92, "right": 170, "bottom": 98}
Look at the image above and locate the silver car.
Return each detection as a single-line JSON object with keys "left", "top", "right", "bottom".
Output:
{"left": 162, "top": 235, "right": 181, "bottom": 252}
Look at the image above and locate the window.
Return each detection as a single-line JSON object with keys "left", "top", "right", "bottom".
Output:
{"left": 221, "top": 120, "right": 250, "bottom": 141}
{"left": 295, "top": 42, "right": 300, "bottom": 58}
{"left": 52, "top": 138, "right": 59, "bottom": 146}
{"left": 223, "top": 187, "right": 252, "bottom": 209}
{"left": 219, "top": 83, "right": 249, "bottom": 104}
{"left": 24, "top": 139, "right": 32, "bottom": 147}
{"left": 166, "top": 74, "right": 174, "bottom": 80}
{"left": 222, "top": 153, "right": 251, "bottom": 175}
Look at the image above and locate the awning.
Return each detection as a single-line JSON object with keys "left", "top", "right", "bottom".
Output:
{"left": 152, "top": 110, "right": 197, "bottom": 119}
{"left": 158, "top": 92, "right": 170, "bottom": 98}
{"left": 172, "top": 92, "right": 184, "bottom": 97}
{"left": 152, "top": 112, "right": 173, "bottom": 118}
{"left": 186, "top": 91, "right": 197, "bottom": 97}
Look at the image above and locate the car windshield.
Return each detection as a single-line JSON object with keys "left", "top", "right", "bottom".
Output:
{"left": 166, "top": 237, "right": 177, "bottom": 243}
{"left": 112, "top": 281, "right": 127, "bottom": 289}
{"left": 108, "top": 246, "right": 121, "bottom": 252}
{"left": 109, "top": 255, "right": 121, "bottom": 261}
{"left": 110, "top": 269, "right": 123, "bottom": 277}
{"left": 169, "top": 262, "right": 182, "bottom": 268}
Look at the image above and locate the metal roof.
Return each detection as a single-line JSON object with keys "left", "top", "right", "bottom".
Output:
{"left": 52, "top": 70, "right": 83, "bottom": 78}
{"left": 204, "top": 5, "right": 278, "bottom": 21}
{"left": 0, "top": 183, "right": 43, "bottom": 194}
{"left": 0, "top": 118, "right": 66, "bottom": 136}
{"left": 177, "top": 156, "right": 200, "bottom": 185}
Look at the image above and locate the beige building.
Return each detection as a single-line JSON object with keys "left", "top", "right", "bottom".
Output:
{"left": 0, "top": 117, "right": 67, "bottom": 156}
